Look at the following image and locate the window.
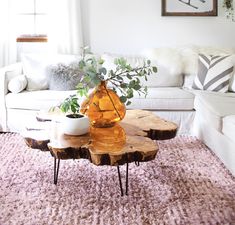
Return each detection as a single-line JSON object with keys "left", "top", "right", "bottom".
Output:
{"left": 13, "top": 0, "right": 48, "bottom": 42}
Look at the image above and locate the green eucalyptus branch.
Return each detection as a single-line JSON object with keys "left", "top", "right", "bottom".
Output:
{"left": 72, "top": 48, "right": 158, "bottom": 106}
{"left": 106, "top": 66, "right": 151, "bottom": 81}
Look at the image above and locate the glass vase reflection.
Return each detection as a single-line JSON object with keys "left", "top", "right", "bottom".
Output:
{"left": 89, "top": 124, "right": 126, "bottom": 152}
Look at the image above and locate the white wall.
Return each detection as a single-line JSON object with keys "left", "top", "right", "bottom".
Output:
{"left": 17, "top": 0, "right": 235, "bottom": 57}
{"left": 17, "top": 42, "right": 51, "bottom": 61}
{"left": 81, "top": 0, "right": 235, "bottom": 55}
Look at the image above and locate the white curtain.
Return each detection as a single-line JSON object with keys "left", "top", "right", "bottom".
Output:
{"left": 48, "top": 0, "right": 83, "bottom": 55}
{"left": 0, "top": 0, "right": 17, "bottom": 67}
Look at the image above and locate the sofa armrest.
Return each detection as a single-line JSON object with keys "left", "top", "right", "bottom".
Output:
{"left": 0, "top": 62, "right": 23, "bottom": 131}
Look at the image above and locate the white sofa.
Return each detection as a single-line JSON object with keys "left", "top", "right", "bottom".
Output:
{"left": 193, "top": 91, "right": 235, "bottom": 175}
{"left": 1, "top": 46, "right": 235, "bottom": 175}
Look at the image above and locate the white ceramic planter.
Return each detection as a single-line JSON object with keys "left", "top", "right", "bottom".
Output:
{"left": 62, "top": 114, "right": 90, "bottom": 136}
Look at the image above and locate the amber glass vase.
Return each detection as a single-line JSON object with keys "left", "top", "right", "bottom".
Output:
{"left": 80, "top": 81, "right": 126, "bottom": 128}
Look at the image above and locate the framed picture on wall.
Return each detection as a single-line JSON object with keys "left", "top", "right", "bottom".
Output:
{"left": 162, "top": 0, "right": 217, "bottom": 16}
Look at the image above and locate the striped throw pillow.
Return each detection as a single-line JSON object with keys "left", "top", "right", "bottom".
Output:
{"left": 192, "top": 54, "right": 234, "bottom": 93}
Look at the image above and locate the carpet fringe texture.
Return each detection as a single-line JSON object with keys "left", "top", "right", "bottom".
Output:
{"left": 0, "top": 132, "right": 235, "bottom": 225}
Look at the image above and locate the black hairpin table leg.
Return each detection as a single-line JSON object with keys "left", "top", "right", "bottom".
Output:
{"left": 117, "top": 161, "right": 129, "bottom": 196}
{"left": 54, "top": 158, "right": 60, "bottom": 185}
{"left": 126, "top": 162, "right": 129, "bottom": 195}
{"left": 117, "top": 165, "right": 124, "bottom": 196}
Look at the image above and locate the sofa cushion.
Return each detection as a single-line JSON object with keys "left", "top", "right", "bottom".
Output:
{"left": 102, "top": 52, "right": 183, "bottom": 87}
{"left": 127, "top": 87, "right": 195, "bottom": 110}
{"left": 6, "top": 90, "right": 77, "bottom": 111}
{"left": 193, "top": 91, "right": 235, "bottom": 131}
{"left": 222, "top": 115, "right": 235, "bottom": 142}
{"left": 192, "top": 54, "right": 234, "bottom": 93}
{"left": 5, "top": 88, "right": 194, "bottom": 112}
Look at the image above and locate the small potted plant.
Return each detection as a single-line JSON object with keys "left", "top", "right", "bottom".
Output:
{"left": 59, "top": 94, "right": 89, "bottom": 135}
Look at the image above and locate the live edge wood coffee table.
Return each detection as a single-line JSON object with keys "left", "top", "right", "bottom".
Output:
{"left": 23, "top": 110, "right": 177, "bottom": 196}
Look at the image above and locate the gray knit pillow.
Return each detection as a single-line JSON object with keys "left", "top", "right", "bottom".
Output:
{"left": 48, "top": 62, "right": 83, "bottom": 91}
{"left": 192, "top": 54, "right": 234, "bottom": 93}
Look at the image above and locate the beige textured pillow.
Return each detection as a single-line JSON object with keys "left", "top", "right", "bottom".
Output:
{"left": 8, "top": 75, "right": 27, "bottom": 93}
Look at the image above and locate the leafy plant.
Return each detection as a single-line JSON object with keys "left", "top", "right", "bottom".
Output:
{"left": 76, "top": 47, "right": 157, "bottom": 106}
{"left": 59, "top": 94, "right": 81, "bottom": 118}
{"left": 223, "top": 0, "right": 234, "bottom": 21}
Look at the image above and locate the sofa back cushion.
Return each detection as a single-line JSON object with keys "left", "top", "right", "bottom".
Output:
{"left": 21, "top": 53, "right": 81, "bottom": 91}
{"left": 102, "top": 50, "right": 184, "bottom": 87}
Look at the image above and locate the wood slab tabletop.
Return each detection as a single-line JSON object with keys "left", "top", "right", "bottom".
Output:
{"left": 23, "top": 110, "right": 178, "bottom": 166}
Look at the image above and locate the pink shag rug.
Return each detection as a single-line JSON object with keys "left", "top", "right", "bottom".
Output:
{"left": 0, "top": 132, "right": 235, "bottom": 225}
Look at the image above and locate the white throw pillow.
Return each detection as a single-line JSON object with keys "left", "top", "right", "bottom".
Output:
{"left": 180, "top": 46, "right": 235, "bottom": 89}
{"left": 142, "top": 48, "right": 183, "bottom": 87}
{"left": 102, "top": 53, "right": 159, "bottom": 87}
{"left": 4, "top": 70, "right": 22, "bottom": 94}
{"left": 102, "top": 50, "right": 183, "bottom": 87}
{"left": 8, "top": 75, "right": 27, "bottom": 93}
{"left": 192, "top": 54, "right": 234, "bottom": 93}
{"left": 22, "top": 54, "right": 50, "bottom": 91}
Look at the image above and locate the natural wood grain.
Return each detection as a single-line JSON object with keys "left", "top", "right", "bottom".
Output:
{"left": 121, "top": 110, "right": 178, "bottom": 140}
{"left": 23, "top": 130, "right": 50, "bottom": 151}
{"left": 24, "top": 110, "right": 178, "bottom": 165}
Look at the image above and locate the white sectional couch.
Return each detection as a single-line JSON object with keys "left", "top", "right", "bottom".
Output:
{"left": 1, "top": 46, "right": 235, "bottom": 175}
{"left": 193, "top": 91, "right": 235, "bottom": 175}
